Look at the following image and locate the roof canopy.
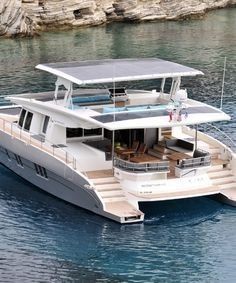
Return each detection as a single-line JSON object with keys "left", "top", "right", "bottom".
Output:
{"left": 36, "top": 58, "right": 203, "bottom": 85}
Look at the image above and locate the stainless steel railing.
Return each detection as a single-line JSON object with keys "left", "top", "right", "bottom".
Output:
{"left": 114, "top": 157, "right": 169, "bottom": 173}
{"left": 0, "top": 117, "right": 78, "bottom": 170}
{"left": 202, "top": 123, "right": 236, "bottom": 153}
{"left": 176, "top": 155, "right": 211, "bottom": 169}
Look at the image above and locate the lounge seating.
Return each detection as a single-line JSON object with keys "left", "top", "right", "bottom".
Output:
{"left": 165, "top": 138, "right": 194, "bottom": 153}
{"left": 108, "top": 87, "right": 128, "bottom": 102}
{"left": 72, "top": 94, "right": 112, "bottom": 106}
{"left": 176, "top": 149, "right": 211, "bottom": 169}
{"left": 115, "top": 140, "right": 139, "bottom": 159}
{"left": 193, "top": 149, "right": 209, "bottom": 158}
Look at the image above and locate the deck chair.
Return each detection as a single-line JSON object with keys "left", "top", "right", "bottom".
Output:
{"left": 130, "top": 140, "right": 139, "bottom": 151}
{"left": 117, "top": 140, "right": 139, "bottom": 160}
{"left": 133, "top": 143, "right": 147, "bottom": 156}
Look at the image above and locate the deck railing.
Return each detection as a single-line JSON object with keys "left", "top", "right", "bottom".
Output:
{"left": 177, "top": 155, "right": 211, "bottom": 169}
{"left": 202, "top": 123, "right": 236, "bottom": 153}
{"left": 0, "top": 117, "right": 78, "bottom": 170}
{"left": 114, "top": 157, "right": 170, "bottom": 173}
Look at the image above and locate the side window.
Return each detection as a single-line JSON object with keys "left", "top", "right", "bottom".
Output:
{"left": 84, "top": 128, "right": 102, "bottom": 136}
{"left": 15, "top": 154, "right": 23, "bottom": 167}
{"left": 34, "top": 163, "right": 48, "bottom": 179}
{"left": 42, "top": 115, "right": 50, "bottom": 134}
{"left": 164, "top": 78, "right": 173, "bottom": 94}
{"left": 24, "top": 112, "right": 33, "bottom": 131}
{"left": 66, "top": 128, "right": 83, "bottom": 138}
{"left": 19, "top": 109, "right": 26, "bottom": 128}
{"left": 5, "top": 149, "right": 11, "bottom": 161}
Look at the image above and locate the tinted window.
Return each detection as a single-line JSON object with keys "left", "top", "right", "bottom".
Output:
{"left": 164, "top": 78, "right": 173, "bottom": 94}
{"left": 66, "top": 128, "right": 83, "bottom": 138}
{"left": 84, "top": 128, "right": 102, "bottom": 136}
{"left": 24, "top": 112, "right": 33, "bottom": 131}
{"left": 19, "top": 109, "right": 26, "bottom": 128}
{"left": 42, "top": 116, "right": 49, "bottom": 134}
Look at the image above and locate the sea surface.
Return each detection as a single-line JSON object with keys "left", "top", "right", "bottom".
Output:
{"left": 0, "top": 8, "right": 235, "bottom": 283}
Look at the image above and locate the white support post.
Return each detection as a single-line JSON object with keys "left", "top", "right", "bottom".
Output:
{"left": 220, "top": 57, "right": 227, "bottom": 110}
{"left": 195, "top": 125, "right": 198, "bottom": 150}
{"left": 161, "top": 78, "right": 166, "bottom": 94}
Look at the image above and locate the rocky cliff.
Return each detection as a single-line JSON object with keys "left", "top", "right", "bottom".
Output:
{"left": 0, "top": 0, "right": 235, "bottom": 37}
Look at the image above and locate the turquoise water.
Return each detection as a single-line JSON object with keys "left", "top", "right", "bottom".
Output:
{"left": 0, "top": 8, "right": 236, "bottom": 282}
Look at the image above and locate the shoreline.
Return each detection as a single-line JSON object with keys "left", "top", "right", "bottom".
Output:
{"left": 0, "top": 1, "right": 235, "bottom": 38}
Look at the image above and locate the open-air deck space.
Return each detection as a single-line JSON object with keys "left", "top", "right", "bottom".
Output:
{"left": 0, "top": 106, "right": 229, "bottom": 181}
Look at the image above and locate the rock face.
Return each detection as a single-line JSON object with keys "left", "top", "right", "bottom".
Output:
{"left": 0, "top": 0, "right": 36, "bottom": 36}
{"left": 1, "top": 0, "right": 236, "bottom": 37}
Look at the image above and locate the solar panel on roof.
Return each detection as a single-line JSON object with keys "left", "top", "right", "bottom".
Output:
{"left": 36, "top": 58, "right": 203, "bottom": 85}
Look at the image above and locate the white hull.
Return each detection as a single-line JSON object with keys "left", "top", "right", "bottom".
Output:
{"left": 1, "top": 58, "right": 235, "bottom": 223}
{"left": 0, "top": 133, "right": 143, "bottom": 223}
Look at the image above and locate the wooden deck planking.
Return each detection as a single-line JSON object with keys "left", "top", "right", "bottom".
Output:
{"left": 105, "top": 201, "right": 143, "bottom": 217}
{"left": 85, "top": 169, "right": 114, "bottom": 179}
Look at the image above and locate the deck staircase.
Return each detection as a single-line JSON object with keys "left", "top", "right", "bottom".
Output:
{"left": 148, "top": 143, "right": 172, "bottom": 160}
{"left": 90, "top": 176, "right": 144, "bottom": 223}
{"left": 207, "top": 161, "right": 236, "bottom": 206}
{"left": 161, "top": 127, "right": 172, "bottom": 139}
{"left": 92, "top": 176, "right": 127, "bottom": 203}
{"left": 207, "top": 146, "right": 221, "bottom": 159}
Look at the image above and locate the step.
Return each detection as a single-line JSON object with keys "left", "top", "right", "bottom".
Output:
{"left": 99, "top": 190, "right": 124, "bottom": 198}
{"left": 208, "top": 169, "right": 232, "bottom": 178}
{"left": 153, "top": 144, "right": 171, "bottom": 154}
{"left": 211, "top": 153, "right": 220, "bottom": 159}
{"left": 208, "top": 147, "right": 221, "bottom": 154}
{"left": 103, "top": 196, "right": 127, "bottom": 203}
{"left": 105, "top": 201, "right": 144, "bottom": 222}
{"left": 148, "top": 148, "right": 168, "bottom": 160}
{"left": 211, "top": 176, "right": 236, "bottom": 185}
{"left": 210, "top": 172, "right": 233, "bottom": 180}
{"left": 207, "top": 163, "right": 228, "bottom": 172}
{"left": 208, "top": 148, "right": 220, "bottom": 159}
{"left": 95, "top": 183, "right": 122, "bottom": 191}
{"left": 162, "top": 127, "right": 172, "bottom": 133}
{"left": 218, "top": 182, "right": 236, "bottom": 190}
{"left": 91, "top": 177, "right": 117, "bottom": 185}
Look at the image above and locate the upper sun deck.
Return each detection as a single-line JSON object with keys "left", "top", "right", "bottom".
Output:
{"left": 36, "top": 58, "right": 204, "bottom": 85}
{"left": 8, "top": 88, "right": 230, "bottom": 131}
{"left": 5, "top": 58, "right": 231, "bottom": 130}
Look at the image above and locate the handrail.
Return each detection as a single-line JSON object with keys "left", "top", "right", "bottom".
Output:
{"left": 0, "top": 117, "right": 78, "bottom": 170}
{"left": 204, "top": 123, "right": 236, "bottom": 152}
{"left": 177, "top": 155, "right": 211, "bottom": 169}
{"left": 114, "top": 157, "right": 169, "bottom": 173}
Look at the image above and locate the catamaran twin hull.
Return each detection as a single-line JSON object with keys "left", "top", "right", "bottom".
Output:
{"left": 0, "top": 58, "right": 235, "bottom": 223}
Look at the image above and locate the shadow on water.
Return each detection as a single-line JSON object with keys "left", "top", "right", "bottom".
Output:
{"left": 140, "top": 197, "right": 224, "bottom": 227}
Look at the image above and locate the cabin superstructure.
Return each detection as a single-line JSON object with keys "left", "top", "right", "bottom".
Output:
{"left": 0, "top": 58, "right": 235, "bottom": 223}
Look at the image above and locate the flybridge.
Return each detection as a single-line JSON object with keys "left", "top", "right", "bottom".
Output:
{"left": 36, "top": 58, "right": 204, "bottom": 85}
{"left": 36, "top": 58, "right": 204, "bottom": 106}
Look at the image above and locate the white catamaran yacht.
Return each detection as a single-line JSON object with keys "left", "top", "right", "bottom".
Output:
{"left": 0, "top": 58, "right": 235, "bottom": 223}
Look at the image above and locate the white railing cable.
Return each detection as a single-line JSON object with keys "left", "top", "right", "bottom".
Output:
{"left": 0, "top": 117, "right": 77, "bottom": 170}
{"left": 205, "top": 123, "right": 236, "bottom": 152}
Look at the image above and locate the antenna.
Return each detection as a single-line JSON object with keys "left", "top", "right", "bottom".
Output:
{"left": 112, "top": 64, "right": 116, "bottom": 172}
{"left": 220, "top": 57, "right": 227, "bottom": 110}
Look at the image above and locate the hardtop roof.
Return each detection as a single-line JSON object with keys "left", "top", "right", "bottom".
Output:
{"left": 36, "top": 58, "right": 203, "bottom": 85}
